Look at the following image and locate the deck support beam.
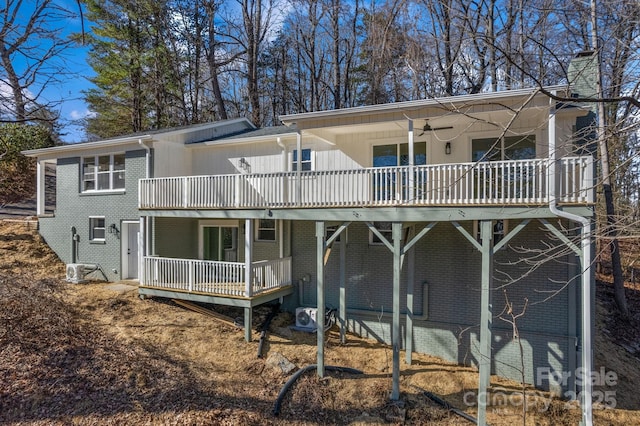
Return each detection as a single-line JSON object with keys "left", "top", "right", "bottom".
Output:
{"left": 339, "top": 232, "right": 347, "bottom": 344}
{"left": 244, "top": 218, "right": 254, "bottom": 342}
{"left": 244, "top": 307, "right": 252, "bottom": 342}
{"left": 36, "top": 160, "right": 46, "bottom": 216}
{"left": 391, "top": 222, "right": 402, "bottom": 400}
{"left": 138, "top": 216, "right": 146, "bottom": 285}
{"left": 405, "top": 226, "right": 415, "bottom": 365}
{"left": 316, "top": 221, "right": 326, "bottom": 377}
{"left": 477, "top": 220, "right": 494, "bottom": 426}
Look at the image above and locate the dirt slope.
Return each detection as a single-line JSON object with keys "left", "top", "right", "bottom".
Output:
{"left": 0, "top": 220, "right": 638, "bottom": 425}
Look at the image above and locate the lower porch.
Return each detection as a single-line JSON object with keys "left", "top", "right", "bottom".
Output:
{"left": 138, "top": 255, "right": 293, "bottom": 341}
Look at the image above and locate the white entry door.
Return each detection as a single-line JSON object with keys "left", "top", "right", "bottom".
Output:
{"left": 122, "top": 221, "right": 139, "bottom": 279}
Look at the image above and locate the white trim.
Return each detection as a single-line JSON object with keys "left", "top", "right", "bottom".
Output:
{"left": 121, "top": 221, "right": 140, "bottom": 280}
{"left": 23, "top": 135, "right": 152, "bottom": 157}
{"left": 255, "top": 218, "right": 277, "bottom": 242}
{"left": 198, "top": 220, "right": 240, "bottom": 260}
{"left": 291, "top": 147, "right": 315, "bottom": 172}
{"left": 200, "top": 131, "right": 298, "bottom": 147}
{"left": 81, "top": 153, "right": 126, "bottom": 193}
{"left": 280, "top": 85, "right": 568, "bottom": 123}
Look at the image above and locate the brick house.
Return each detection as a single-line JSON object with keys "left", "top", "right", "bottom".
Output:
{"left": 24, "top": 86, "right": 596, "bottom": 424}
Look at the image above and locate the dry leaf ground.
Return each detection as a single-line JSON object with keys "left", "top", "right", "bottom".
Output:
{"left": 0, "top": 220, "right": 638, "bottom": 425}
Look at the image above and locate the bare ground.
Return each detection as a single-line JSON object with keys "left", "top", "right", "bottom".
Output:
{"left": 0, "top": 220, "right": 638, "bottom": 425}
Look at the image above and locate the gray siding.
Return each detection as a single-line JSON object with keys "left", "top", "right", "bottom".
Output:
{"left": 39, "top": 150, "right": 146, "bottom": 281}
{"left": 154, "top": 217, "right": 198, "bottom": 259}
{"left": 288, "top": 220, "right": 579, "bottom": 391}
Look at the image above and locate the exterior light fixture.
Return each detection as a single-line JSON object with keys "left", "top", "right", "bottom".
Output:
{"left": 445, "top": 142, "right": 452, "bottom": 155}
{"left": 109, "top": 223, "right": 120, "bottom": 238}
{"left": 239, "top": 157, "right": 249, "bottom": 171}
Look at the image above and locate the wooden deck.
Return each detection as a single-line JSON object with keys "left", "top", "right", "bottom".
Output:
{"left": 138, "top": 283, "right": 295, "bottom": 309}
{"left": 139, "top": 156, "right": 594, "bottom": 210}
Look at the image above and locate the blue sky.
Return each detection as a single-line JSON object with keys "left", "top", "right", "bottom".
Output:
{"left": 8, "top": 1, "right": 96, "bottom": 143}
{"left": 54, "top": 4, "right": 95, "bottom": 143}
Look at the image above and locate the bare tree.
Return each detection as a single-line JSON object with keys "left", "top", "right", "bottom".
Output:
{"left": 0, "top": 0, "right": 76, "bottom": 123}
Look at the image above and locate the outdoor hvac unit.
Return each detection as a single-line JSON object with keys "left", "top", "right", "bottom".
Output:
{"left": 295, "top": 307, "right": 318, "bottom": 329}
{"left": 66, "top": 264, "right": 87, "bottom": 284}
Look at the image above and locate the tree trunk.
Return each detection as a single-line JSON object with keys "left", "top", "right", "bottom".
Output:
{"left": 206, "top": 1, "right": 228, "bottom": 120}
{"left": 591, "top": 0, "right": 628, "bottom": 317}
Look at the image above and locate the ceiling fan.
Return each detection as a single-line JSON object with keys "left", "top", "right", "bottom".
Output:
{"left": 418, "top": 120, "right": 453, "bottom": 136}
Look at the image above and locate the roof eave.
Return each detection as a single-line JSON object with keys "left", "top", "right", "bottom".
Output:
{"left": 22, "top": 134, "right": 154, "bottom": 157}
{"left": 197, "top": 132, "right": 299, "bottom": 147}
{"left": 279, "top": 85, "right": 568, "bottom": 124}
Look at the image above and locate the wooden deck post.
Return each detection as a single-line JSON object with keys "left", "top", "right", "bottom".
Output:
{"left": 138, "top": 216, "right": 146, "bottom": 285}
{"left": 316, "top": 221, "right": 325, "bottom": 377}
{"left": 477, "top": 219, "right": 494, "bottom": 425}
{"left": 391, "top": 222, "right": 402, "bottom": 400}
{"left": 244, "top": 218, "right": 254, "bottom": 342}
{"left": 36, "top": 160, "right": 46, "bottom": 216}
{"left": 405, "top": 226, "right": 415, "bottom": 365}
{"left": 339, "top": 232, "right": 347, "bottom": 344}
{"left": 407, "top": 118, "right": 415, "bottom": 203}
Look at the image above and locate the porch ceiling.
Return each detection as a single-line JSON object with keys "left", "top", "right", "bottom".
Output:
{"left": 299, "top": 105, "right": 548, "bottom": 140}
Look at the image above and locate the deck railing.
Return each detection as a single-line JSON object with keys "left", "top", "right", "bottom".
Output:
{"left": 141, "top": 256, "right": 292, "bottom": 297}
{"left": 139, "top": 156, "right": 594, "bottom": 210}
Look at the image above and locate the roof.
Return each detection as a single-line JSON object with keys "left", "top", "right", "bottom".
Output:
{"left": 22, "top": 118, "right": 254, "bottom": 157}
{"left": 280, "top": 85, "right": 568, "bottom": 124}
{"left": 197, "top": 125, "right": 298, "bottom": 146}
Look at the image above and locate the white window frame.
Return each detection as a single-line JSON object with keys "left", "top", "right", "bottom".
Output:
{"left": 255, "top": 219, "right": 277, "bottom": 242}
{"left": 81, "top": 153, "right": 126, "bottom": 193}
{"left": 291, "top": 148, "right": 314, "bottom": 171}
{"left": 89, "top": 216, "right": 106, "bottom": 242}
{"left": 369, "top": 221, "right": 392, "bottom": 245}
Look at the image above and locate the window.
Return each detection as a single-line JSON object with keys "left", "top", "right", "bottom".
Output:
{"left": 90, "top": 217, "right": 106, "bottom": 242}
{"left": 370, "top": 222, "right": 392, "bottom": 244}
{"left": 292, "top": 148, "right": 312, "bottom": 171}
{"left": 373, "top": 142, "right": 427, "bottom": 201}
{"left": 256, "top": 219, "right": 276, "bottom": 241}
{"left": 82, "top": 154, "right": 125, "bottom": 192}
{"left": 472, "top": 135, "right": 535, "bottom": 162}
{"left": 373, "top": 142, "right": 427, "bottom": 167}
{"left": 475, "top": 220, "right": 508, "bottom": 245}
{"left": 325, "top": 225, "right": 345, "bottom": 243}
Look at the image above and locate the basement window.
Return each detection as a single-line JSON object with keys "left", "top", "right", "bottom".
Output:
{"left": 474, "top": 220, "right": 508, "bottom": 245}
{"left": 369, "top": 222, "right": 392, "bottom": 245}
{"left": 326, "top": 225, "right": 345, "bottom": 244}
{"left": 256, "top": 219, "right": 276, "bottom": 241}
{"left": 89, "top": 216, "right": 106, "bottom": 242}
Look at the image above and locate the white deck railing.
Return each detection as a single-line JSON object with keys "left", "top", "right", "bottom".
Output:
{"left": 141, "top": 256, "right": 292, "bottom": 297}
{"left": 139, "top": 156, "right": 594, "bottom": 210}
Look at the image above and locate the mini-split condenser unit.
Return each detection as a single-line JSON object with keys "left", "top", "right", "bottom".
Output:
{"left": 66, "top": 264, "right": 86, "bottom": 284}
{"left": 295, "top": 307, "right": 318, "bottom": 329}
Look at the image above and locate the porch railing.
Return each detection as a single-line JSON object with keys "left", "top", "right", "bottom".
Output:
{"left": 139, "top": 156, "right": 594, "bottom": 210}
{"left": 141, "top": 256, "right": 292, "bottom": 297}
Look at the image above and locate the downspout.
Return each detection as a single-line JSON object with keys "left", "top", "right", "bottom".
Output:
{"left": 547, "top": 93, "right": 593, "bottom": 426}
{"left": 276, "top": 136, "right": 286, "bottom": 170}
{"left": 276, "top": 136, "right": 287, "bottom": 256}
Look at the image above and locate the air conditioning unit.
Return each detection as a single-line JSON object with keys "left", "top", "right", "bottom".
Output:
{"left": 295, "top": 307, "right": 318, "bottom": 329}
{"left": 66, "top": 264, "right": 86, "bottom": 284}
